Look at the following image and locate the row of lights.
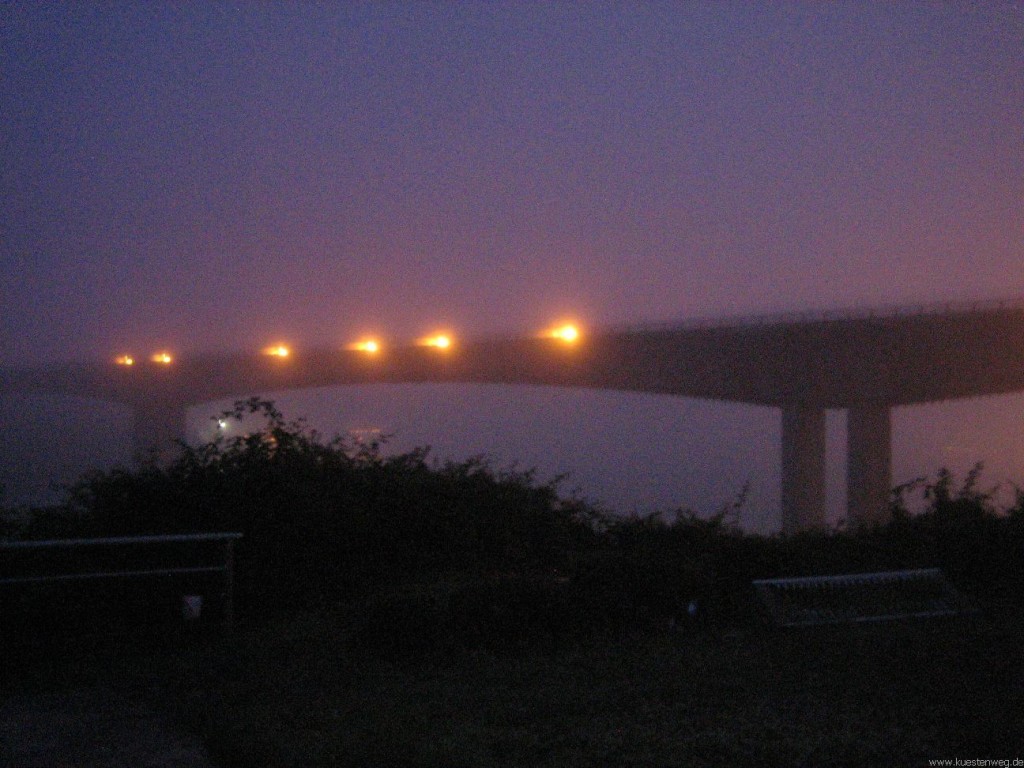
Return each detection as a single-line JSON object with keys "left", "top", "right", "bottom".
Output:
{"left": 115, "top": 352, "right": 174, "bottom": 366}
{"left": 115, "top": 323, "right": 580, "bottom": 366}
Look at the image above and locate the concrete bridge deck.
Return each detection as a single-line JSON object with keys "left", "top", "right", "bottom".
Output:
{"left": 6, "top": 300, "right": 1024, "bottom": 532}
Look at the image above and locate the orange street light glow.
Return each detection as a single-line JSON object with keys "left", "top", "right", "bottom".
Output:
{"left": 418, "top": 334, "right": 452, "bottom": 349}
{"left": 115, "top": 355, "right": 134, "bottom": 366}
{"left": 263, "top": 344, "right": 290, "bottom": 358}
{"left": 151, "top": 352, "right": 173, "bottom": 364}
{"left": 346, "top": 339, "right": 381, "bottom": 353}
{"left": 542, "top": 324, "right": 581, "bottom": 343}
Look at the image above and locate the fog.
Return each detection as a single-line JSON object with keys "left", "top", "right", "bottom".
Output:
{"left": 4, "top": 385, "right": 1023, "bottom": 534}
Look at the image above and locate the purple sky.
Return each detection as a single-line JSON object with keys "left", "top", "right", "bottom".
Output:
{"left": 2, "top": 3, "right": 1022, "bottom": 527}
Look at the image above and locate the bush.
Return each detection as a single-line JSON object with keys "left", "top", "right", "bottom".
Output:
{"left": 8, "top": 399, "right": 600, "bottom": 618}
{"left": 7, "top": 402, "right": 1024, "bottom": 641}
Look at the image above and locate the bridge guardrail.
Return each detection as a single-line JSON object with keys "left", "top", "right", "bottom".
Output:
{"left": 622, "top": 296, "right": 1024, "bottom": 335}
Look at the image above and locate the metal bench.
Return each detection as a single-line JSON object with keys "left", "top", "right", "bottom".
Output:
{"left": 752, "top": 568, "right": 975, "bottom": 627}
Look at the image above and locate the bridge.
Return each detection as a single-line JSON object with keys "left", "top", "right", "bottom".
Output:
{"left": 5, "top": 301, "right": 1024, "bottom": 533}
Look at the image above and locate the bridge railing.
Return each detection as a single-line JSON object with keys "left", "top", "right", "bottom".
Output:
{"left": 621, "top": 296, "right": 1024, "bottom": 335}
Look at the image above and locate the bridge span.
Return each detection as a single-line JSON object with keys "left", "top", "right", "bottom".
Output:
{"left": 5, "top": 302, "right": 1024, "bottom": 533}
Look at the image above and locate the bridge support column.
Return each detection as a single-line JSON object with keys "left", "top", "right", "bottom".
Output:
{"left": 131, "top": 398, "right": 188, "bottom": 465}
{"left": 781, "top": 406, "right": 827, "bottom": 534}
{"left": 847, "top": 405, "right": 892, "bottom": 527}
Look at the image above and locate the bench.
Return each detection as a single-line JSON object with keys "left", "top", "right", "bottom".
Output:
{"left": 752, "top": 568, "right": 975, "bottom": 627}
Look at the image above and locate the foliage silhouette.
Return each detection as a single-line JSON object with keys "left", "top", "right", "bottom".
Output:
{"left": 24, "top": 398, "right": 598, "bottom": 616}
{"left": 4, "top": 404, "right": 1024, "bottom": 645}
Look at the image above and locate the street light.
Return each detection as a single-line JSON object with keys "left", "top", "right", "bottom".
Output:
{"left": 263, "top": 344, "right": 290, "bottom": 358}
{"left": 418, "top": 334, "right": 453, "bottom": 349}
{"left": 346, "top": 339, "right": 382, "bottom": 354}
{"left": 541, "top": 323, "right": 581, "bottom": 343}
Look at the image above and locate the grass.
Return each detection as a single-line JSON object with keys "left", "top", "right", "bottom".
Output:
{"left": 148, "top": 598, "right": 1024, "bottom": 768}
{"left": 3, "top": 591, "right": 1023, "bottom": 766}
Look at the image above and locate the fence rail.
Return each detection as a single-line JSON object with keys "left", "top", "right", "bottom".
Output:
{"left": 0, "top": 532, "right": 242, "bottom": 628}
{"left": 0, "top": 532, "right": 243, "bottom": 549}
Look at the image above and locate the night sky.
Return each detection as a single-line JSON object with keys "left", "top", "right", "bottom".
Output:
{"left": 2, "top": 3, "right": 1022, "bottom": 528}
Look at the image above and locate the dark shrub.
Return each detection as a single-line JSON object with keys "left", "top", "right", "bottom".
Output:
{"left": 448, "top": 573, "right": 572, "bottom": 652}
{"left": 24, "top": 399, "right": 600, "bottom": 619}
{"left": 348, "top": 582, "right": 455, "bottom": 661}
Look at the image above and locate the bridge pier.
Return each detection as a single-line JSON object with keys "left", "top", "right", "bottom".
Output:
{"left": 781, "top": 406, "right": 827, "bottom": 534}
{"left": 846, "top": 405, "right": 892, "bottom": 527}
{"left": 780, "top": 404, "right": 893, "bottom": 533}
